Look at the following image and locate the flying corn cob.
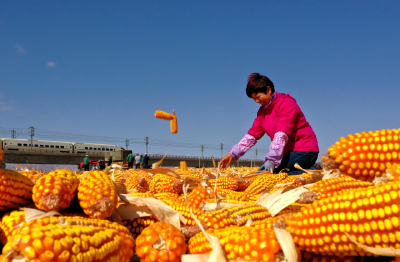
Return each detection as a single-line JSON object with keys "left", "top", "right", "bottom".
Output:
{"left": 78, "top": 171, "right": 118, "bottom": 219}
{"left": 0, "top": 168, "right": 34, "bottom": 211}
{"left": 154, "top": 110, "right": 174, "bottom": 120}
{"left": 136, "top": 222, "right": 186, "bottom": 262}
{"left": 209, "top": 176, "right": 238, "bottom": 190}
{"left": 188, "top": 226, "right": 281, "bottom": 261}
{"left": 326, "top": 128, "right": 400, "bottom": 181}
{"left": 170, "top": 110, "right": 178, "bottom": 134}
{"left": 32, "top": 169, "right": 79, "bottom": 211}
{"left": 286, "top": 180, "right": 400, "bottom": 256}
{"left": 309, "top": 176, "right": 372, "bottom": 199}
{"left": 1, "top": 218, "right": 134, "bottom": 262}
{"left": 154, "top": 110, "right": 178, "bottom": 134}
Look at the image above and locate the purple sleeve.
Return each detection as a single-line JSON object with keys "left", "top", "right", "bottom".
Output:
{"left": 228, "top": 134, "right": 257, "bottom": 161}
{"left": 264, "top": 131, "right": 288, "bottom": 168}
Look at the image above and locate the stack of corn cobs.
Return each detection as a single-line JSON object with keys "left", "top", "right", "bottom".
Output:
{"left": 1, "top": 128, "right": 400, "bottom": 262}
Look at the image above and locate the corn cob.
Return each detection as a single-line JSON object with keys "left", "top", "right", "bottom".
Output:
{"left": 149, "top": 174, "right": 181, "bottom": 194}
{"left": 78, "top": 171, "right": 118, "bottom": 219}
{"left": 209, "top": 177, "right": 238, "bottom": 191}
{"left": 0, "top": 210, "right": 25, "bottom": 245}
{"left": 250, "top": 212, "right": 294, "bottom": 229}
{"left": 198, "top": 209, "right": 236, "bottom": 229}
{"left": 327, "top": 128, "right": 400, "bottom": 181}
{"left": 154, "top": 110, "right": 174, "bottom": 120}
{"left": 163, "top": 200, "right": 204, "bottom": 226}
{"left": 244, "top": 172, "right": 288, "bottom": 195}
{"left": 187, "top": 186, "right": 212, "bottom": 208}
{"left": 205, "top": 198, "right": 256, "bottom": 205}
{"left": 128, "top": 192, "right": 154, "bottom": 198}
{"left": 387, "top": 163, "right": 400, "bottom": 182}
{"left": 125, "top": 172, "right": 152, "bottom": 193}
{"left": 33, "top": 169, "right": 79, "bottom": 211}
{"left": 170, "top": 110, "right": 178, "bottom": 134}
{"left": 180, "top": 161, "right": 188, "bottom": 172}
{"left": 268, "top": 175, "right": 300, "bottom": 194}
{"left": 229, "top": 204, "right": 271, "bottom": 226}
{"left": 301, "top": 251, "right": 357, "bottom": 262}
{"left": 181, "top": 173, "right": 203, "bottom": 180}
{"left": 154, "top": 192, "right": 181, "bottom": 203}
{"left": 188, "top": 226, "right": 280, "bottom": 261}
{"left": 122, "top": 216, "right": 158, "bottom": 238}
{"left": 309, "top": 176, "right": 372, "bottom": 199}
{"left": 188, "top": 226, "right": 240, "bottom": 254}
{"left": 1, "top": 219, "right": 134, "bottom": 262}
{"left": 136, "top": 222, "right": 186, "bottom": 262}
{"left": 287, "top": 180, "right": 400, "bottom": 256}
{"left": 234, "top": 177, "right": 252, "bottom": 191}
{"left": 0, "top": 168, "right": 34, "bottom": 211}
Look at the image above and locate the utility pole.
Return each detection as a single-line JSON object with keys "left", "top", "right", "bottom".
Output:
{"left": 201, "top": 145, "right": 204, "bottom": 158}
{"left": 11, "top": 129, "right": 16, "bottom": 138}
{"left": 255, "top": 149, "right": 258, "bottom": 160}
{"left": 29, "top": 126, "right": 35, "bottom": 152}
{"left": 220, "top": 143, "right": 223, "bottom": 158}
{"left": 125, "top": 139, "right": 130, "bottom": 150}
{"left": 145, "top": 137, "right": 149, "bottom": 154}
{"left": 250, "top": 155, "right": 253, "bottom": 168}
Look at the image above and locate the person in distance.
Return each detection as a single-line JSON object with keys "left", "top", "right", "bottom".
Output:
{"left": 218, "top": 73, "right": 319, "bottom": 175}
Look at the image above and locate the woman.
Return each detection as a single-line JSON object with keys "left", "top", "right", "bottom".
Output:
{"left": 219, "top": 73, "right": 319, "bottom": 175}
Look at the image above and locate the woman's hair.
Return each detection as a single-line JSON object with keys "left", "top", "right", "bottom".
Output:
{"left": 246, "top": 72, "right": 275, "bottom": 98}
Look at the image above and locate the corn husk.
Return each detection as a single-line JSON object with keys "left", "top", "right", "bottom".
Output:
{"left": 115, "top": 204, "right": 153, "bottom": 220}
{"left": 119, "top": 194, "right": 185, "bottom": 229}
{"left": 152, "top": 152, "right": 168, "bottom": 169}
{"left": 20, "top": 207, "right": 61, "bottom": 222}
{"left": 273, "top": 227, "right": 298, "bottom": 262}
{"left": 345, "top": 232, "right": 400, "bottom": 256}
{"left": 263, "top": 187, "right": 309, "bottom": 216}
{"left": 182, "top": 184, "right": 226, "bottom": 262}
{"left": 322, "top": 169, "right": 341, "bottom": 179}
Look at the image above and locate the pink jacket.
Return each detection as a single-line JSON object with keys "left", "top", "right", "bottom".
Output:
{"left": 248, "top": 92, "right": 319, "bottom": 155}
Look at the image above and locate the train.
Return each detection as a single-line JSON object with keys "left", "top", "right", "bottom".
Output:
{"left": 0, "top": 138, "right": 123, "bottom": 157}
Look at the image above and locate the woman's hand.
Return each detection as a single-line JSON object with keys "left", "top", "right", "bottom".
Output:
{"left": 218, "top": 154, "right": 234, "bottom": 170}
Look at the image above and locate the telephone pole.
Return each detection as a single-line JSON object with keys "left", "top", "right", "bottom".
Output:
{"left": 11, "top": 129, "right": 16, "bottom": 138}
{"left": 29, "top": 126, "right": 35, "bottom": 152}
{"left": 220, "top": 143, "right": 223, "bottom": 158}
{"left": 201, "top": 145, "right": 204, "bottom": 158}
{"left": 125, "top": 139, "right": 130, "bottom": 150}
{"left": 255, "top": 149, "right": 258, "bottom": 160}
{"left": 145, "top": 137, "right": 149, "bottom": 154}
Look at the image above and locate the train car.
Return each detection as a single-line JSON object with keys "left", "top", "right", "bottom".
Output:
{"left": 72, "top": 142, "right": 123, "bottom": 157}
{"left": 0, "top": 138, "right": 73, "bottom": 153}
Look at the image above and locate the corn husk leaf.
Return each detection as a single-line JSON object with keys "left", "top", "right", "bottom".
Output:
{"left": 256, "top": 187, "right": 286, "bottom": 207}
{"left": 119, "top": 194, "right": 185, "bottom": 228}
{"left": 181, "top": 255, "right": 209, "bottom": 262}
{"left": 273, "top": 227, "right": 298, "bottom": 262}
{"left": 115, "top": 204, "right": 153, "bottom": 220}
{"left": 264, "top": 187, "right": 309, "bottom": 216}
{"left": 294, "top": 163, "right": 321, "bottom": 174}
{"left": 20, "top": 207, "right": 61, "bottom": 222}
{"left": 182, "top": 184, "right": 226, "bottom": 262}
{"left": 345, "top": 232, "right": 400, "bottom": 256}
{"left": 201, "top": 202, "right": 244, "bottom": 212}
{"left": 322, "top": 169, "right": 341, "bottom": 179}
{"left": 144, "top": 167, "right": 181, "bottom": 179}
{"left": 152, "top": 152, "right": 168, "bottom": 169}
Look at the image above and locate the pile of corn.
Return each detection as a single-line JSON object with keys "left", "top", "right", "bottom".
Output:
{"left": 1, "top": 128, "right": 400, "bottom": 261}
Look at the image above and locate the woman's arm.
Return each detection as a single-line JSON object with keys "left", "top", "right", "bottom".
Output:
{"left": 264, "top": 131, "right": 288, "bottom": 168}
{"left": 228, "top": 134, "right": 257, "bottom": 160}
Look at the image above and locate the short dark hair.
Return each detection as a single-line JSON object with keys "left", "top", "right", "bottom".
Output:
{"left": 246, "top": 73, "right": 275, "bottom": 98}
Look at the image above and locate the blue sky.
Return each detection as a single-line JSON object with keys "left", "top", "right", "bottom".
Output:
{"left": 1, "top": 1, "right": 400, "bottom": 160}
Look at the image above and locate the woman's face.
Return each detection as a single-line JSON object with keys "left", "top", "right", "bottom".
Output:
{"left": 251, "top": 86, "right": 272, "bottom": 107}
